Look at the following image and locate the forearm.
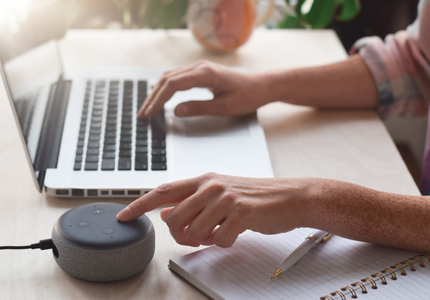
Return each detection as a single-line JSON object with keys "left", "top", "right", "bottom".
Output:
{"left": 299, "top": 178, "right": 430, "bottom": 252}
{"left": 259, "top": 55, "right": 379, "bottom": 109}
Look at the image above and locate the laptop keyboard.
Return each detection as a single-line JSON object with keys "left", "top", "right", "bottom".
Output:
{"left": 74, "top": 80, "right": 167, "bottom": 172}
{"left": 13, "top": 92, "right": 39, "bottom": 143}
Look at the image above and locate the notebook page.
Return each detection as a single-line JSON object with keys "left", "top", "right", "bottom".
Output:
{"left": 170, "top": 228, "right": 427, "bottom": 300}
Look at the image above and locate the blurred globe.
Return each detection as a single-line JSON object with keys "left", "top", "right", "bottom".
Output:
{"left": 188, "top": 0, "right": 257, "bottom": 52}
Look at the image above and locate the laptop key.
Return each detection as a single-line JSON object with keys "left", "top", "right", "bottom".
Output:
{"left": 106, "top": 125, "right": 117, "bottom": 131}
{"left": 86, "top": 155, "right": 99, "bottom": 163}
{"left": 77, "top": 141, "right": 84, "bottom": 147}
{"left": 136, "top": 140, "right": 148, "bottom": 147}
{"left": 152, "top": 163, "right": 167, "bottom": 171}
{"left": 119, "top": 150, "right": 132, "bottom": 157}
{"left": 85, "top": 163, "right": 98, "bottom": 171}
{"left": 120, "top": 143, "right": 132, "bottom": 150}
{"left": 122, "top": 112, "right": 133, "bottom": 118}
{"left": 76, "top": 148, "right": 83, "bottom": 155}
{"left": 90, "top": 128, "right": 101, "bottom": 135}
{"left": 91, "top": 123, "right": 102, "bottom": 129}
{"left": 151, "top": 155, "right": 166, "bottom": 163}
{"left": 87, "top": 148, "right": 99, "bottom": 155}
{"left": 75, "top": 155, "right": 83, "bottom": 163}
{"left": 121, "top": 130, "right": 132, "bottom": 137}
{"left": 89, "top": 135, "right": 100, "bottom": 141}
{"left": 135, "top": 154, "right": 148, "bottom": 171}
{"left": 103, "top": 152, "right": 115, "bottom": 159}
{"left": 135, "top": 147, "right": 148, "bottom": 153}
{"left": 152, "top": 148, "right": 166, "bottom": 156}
{"left": 79, "top": 134, "right": 85, "bottom": 140}
{"left": 136, "top": 133, "right": 148, "bottom": 139}
{"left": 105, "top": 131, "right": 116, "bottom": 138}
{"left": 104, "top": 145, "right": 116, "bottom": 152}
{"left": 104, "top": 138, "right": 116, "bottom": 145}
{"left": 118, "top": 157, "right": 131, "bottom": 170}
{"left": 151, "top": 111, "right": 166, "bottom": 139}
{"left": 92, "top": 117, "right": 102, "bottom": 122}
{"left": 74, "top": 163, "right": 82, "bottom": 170}
{"left": 102, "top": 159, "right": 115, "bottom": 171}
{"left": 137, "top": 118, "right": 148, "bottom": 126}
{"left": 120, "top": 136, "right": 132, "bottom": 143}
{"left": 92, "top": 111, "right": 103, "bottom": 117}
{"left": 152, "top": 139, "right": 165, "bottom": 148}
{"left": 88, "top": 141, "right": 100, "bottom": 148}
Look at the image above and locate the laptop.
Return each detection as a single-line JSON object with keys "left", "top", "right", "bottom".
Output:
{"left": 0, "top": 30, "right": 273, "bottom": 199}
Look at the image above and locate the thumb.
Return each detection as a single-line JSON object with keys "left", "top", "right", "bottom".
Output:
{"left": 160, "top": 207, "right": 174, "bottom": 222}
{"left": 175, "top": 99, "right": 229, "bottom": 117}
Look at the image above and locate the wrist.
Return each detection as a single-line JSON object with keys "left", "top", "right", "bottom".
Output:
{"left": 278, "top": 177, "right": 317, "bottom": 229}
{"left": 253, "top": 70, "right": 297, "bottom": 105}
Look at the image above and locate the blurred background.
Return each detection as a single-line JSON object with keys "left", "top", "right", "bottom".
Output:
{"left": 0, "top": 0, "right": 424, "bottom": 184}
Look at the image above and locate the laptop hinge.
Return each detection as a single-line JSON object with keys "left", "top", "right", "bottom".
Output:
{"left": 33, "top": 78, "right": 71, "bottom": 190}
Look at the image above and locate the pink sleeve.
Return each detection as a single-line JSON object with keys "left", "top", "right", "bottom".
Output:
{"left": 350, "top": 0, "right": 430, "bottom": 118}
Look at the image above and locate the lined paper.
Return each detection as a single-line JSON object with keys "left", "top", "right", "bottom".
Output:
{"left": 169, "top": 228, "right": 430, "bottom": 300}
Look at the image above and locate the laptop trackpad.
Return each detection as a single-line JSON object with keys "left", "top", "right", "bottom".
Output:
{"left": 181, "top": 116, "right": 250, "bottom": 138}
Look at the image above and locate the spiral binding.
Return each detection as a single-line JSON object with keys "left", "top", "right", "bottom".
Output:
{"left": 320, "top": 253, "right": 429, "bottom": 300}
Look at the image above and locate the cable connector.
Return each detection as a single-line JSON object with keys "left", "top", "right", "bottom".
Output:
{"left": 30, "top": 239, "right": 55, "bottom": 250}
{"left": 0, "top": 239, "right": 55, "bottom": 251}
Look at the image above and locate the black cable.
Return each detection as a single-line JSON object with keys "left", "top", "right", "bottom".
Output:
{"left": 0, "top": 239, "right": 55, "bottom": 251}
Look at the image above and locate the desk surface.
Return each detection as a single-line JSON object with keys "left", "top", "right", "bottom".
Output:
{"left": 0, "top": 29, "right": 419, "bottom": 300}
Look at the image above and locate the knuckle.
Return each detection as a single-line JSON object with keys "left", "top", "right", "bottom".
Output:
{"left": 234, "top": 199, "right": 251, "bottom": 217}
{"left": 204, "top": 180, "right": 226, "bottom": 196}
{"left": 153, "top": 183, "right": 172, "bottom": 195}
{"left": 164, "top": 212, "right": 177, "bottom": 229}
{"left": 186, "top": 226, "right": 202, "bottom": 242}
{"left": 200, "top": 64, "right": 215, "bottom": 76}
{"left": 195, "top": 59, "right": 209, "bottom": 66}
{"left": 164, "top": 77, "right": 178, "bottom": 90}
{"left": 213, "top": 236, "right": 234, "bottom": 248}
{"left": 219, "top": 191, "right": 236, "bottom": 206}
{"left": 158, "top": 74, "right": 169, "bottom": 85}
{"left": 129, "top": 198, "right": 146, "bottom": 212}
{"left": 199, "top": 172, "right": 218, "bottom": 182}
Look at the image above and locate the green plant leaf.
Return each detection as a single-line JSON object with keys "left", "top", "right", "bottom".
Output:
{"left": 303, "top": 0, "right": 337, "bottom": 29}
{"left": 142, "top": 0, "right": 163, "bottom": 29}
{"left": 141, "top": 0, "right": 187, "bottom": 29}
{"left": 295, "top": 0, "right": 306, "bottom": 18}
{"left": 278, "top": 13, "right": 300, "bottom": 29}
{"left": 280, "top": 0, "right": 305, "bottom": 28}
{"left": 337, "top": 0, "right": 360, "bottom": 21}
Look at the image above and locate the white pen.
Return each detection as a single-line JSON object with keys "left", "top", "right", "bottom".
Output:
{"left": 271, "top": 230, "right": 332, "bottom": 279}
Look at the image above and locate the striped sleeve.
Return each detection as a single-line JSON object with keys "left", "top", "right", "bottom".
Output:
{"left": 350, "top": 0, "right": 430, "bottom": 118}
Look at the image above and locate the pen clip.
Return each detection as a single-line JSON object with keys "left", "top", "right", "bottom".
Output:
{"left": 321, "top": 233, "right": 332, "bottom": 243}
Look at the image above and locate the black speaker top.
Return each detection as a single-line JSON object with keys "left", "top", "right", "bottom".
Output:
{"left": 54, "top": 202, "right": 151, "bottom": 249}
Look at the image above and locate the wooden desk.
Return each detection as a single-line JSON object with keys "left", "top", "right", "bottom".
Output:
{"left": 0, "top": 29, "right": 419, "bottom": 300}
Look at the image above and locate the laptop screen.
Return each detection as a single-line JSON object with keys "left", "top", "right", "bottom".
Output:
{"left": 0, "top": 1, "right": 63, "bottom": 189}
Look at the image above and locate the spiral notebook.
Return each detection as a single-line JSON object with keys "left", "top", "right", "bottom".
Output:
{"left": 169, "top": 228, "right": 430, "bottom": 300}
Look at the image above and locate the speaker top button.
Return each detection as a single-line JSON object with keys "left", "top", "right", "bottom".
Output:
{"left": 76, "top": 221, "right": 90, "bottom": 228}
{"left": 91, "top": 208, "right": 105, "bottom": 215}
{"left": 102, "top": 228, "right": 116, "bottom": 235}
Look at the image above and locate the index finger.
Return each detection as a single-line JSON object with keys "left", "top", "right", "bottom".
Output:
{"left": 116, "top": 177, "right": 201, "bottom": 221}
{"left": 139, "top": 69, "right": 213, "bottom": 118}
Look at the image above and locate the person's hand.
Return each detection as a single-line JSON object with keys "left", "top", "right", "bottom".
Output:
{"left": 117, "top": 173, "right": 310, "bottom": 248}
{"left": 138, "top": 60, "right": 271, "bottom": 118}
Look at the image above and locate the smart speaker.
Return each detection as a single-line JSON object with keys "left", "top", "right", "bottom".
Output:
{"left": 52, "top": 202, "right": 155, "bottom": 282}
